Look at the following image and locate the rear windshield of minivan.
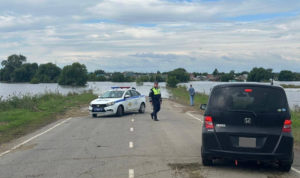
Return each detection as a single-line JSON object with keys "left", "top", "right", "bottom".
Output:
{"left": 209, "top": 86, "right": 288, "bottom": 113}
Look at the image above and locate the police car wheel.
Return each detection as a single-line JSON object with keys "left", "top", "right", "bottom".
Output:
{"left": 92, "top": 114, "right": 97, "bottom": 118}
{"left": 139, "top": 103, "right": 145, "bottom": 113}
{"left": 116, "top": 106, "right": 124, "bottom": 117}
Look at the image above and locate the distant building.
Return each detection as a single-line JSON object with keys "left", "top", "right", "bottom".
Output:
{"left": 123, "top": 72, "right": 136, "bottom": 78}
{"left": 207, "top": 74, "right": 219, "bottom": 81}
{"left": 235, "top": 74, "right": 248, "bottom": 81}
{"left": 189, "top": 73, "right": 196, "bottom": 81}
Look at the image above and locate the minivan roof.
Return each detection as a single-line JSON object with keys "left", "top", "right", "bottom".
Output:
{"left": 212, "top": 83, "right": 283, "bottom": 90}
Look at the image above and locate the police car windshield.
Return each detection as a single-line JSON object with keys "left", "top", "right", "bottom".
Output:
{"left": 100, "top": 91, "right": 124, "bottom": 98}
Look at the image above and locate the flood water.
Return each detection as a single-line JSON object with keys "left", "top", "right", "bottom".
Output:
{"left": 1, "top": 81, "right": 299, "bottom": 109}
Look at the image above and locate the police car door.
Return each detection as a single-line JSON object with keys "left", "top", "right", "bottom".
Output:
{"left": 130, "top": 90, "right": 140, "bottom": 110}
{"left": 124, "top": 90, "right": 134, "bottom": 111}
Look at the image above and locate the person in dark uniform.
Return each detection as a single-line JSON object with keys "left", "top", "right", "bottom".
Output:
{"left": 149, "top": 82, "right": 162, "bottom": 121}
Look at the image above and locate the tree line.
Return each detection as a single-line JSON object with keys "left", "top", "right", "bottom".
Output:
{"left": 0, "top": 54, "right": 87, "bottom": 86}
{"left": 207, "top": 67, "right": 300, "bottom": 82}
{"left": 1, "top": 54, "right": 300, "bottom": 87}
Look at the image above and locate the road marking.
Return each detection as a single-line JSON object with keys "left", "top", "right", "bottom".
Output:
{"left": 129, "top": 142, "right": 134, "bottom": 148}
{"left": 130, "top": 127, "right": 134, "bottom": 132}
{"left": 0, "top": 117, "right": 73, "bottom": 158}
{"left": 186, "top": 112, "right": 203, "bottom": 123}
{"left": 174, "top": 104, "right": 184, "bottom": 108}
{"left": 292, "top": 167, "right": 300, "bottom": 174}
{"left": 185, "top": 112, "right": 300, "bottom": 175}
{"left": 131, "top": 119, "right": 135, "bottom": 122}
{"left": 129, "top": 169, "right": 134, "bottom": 178}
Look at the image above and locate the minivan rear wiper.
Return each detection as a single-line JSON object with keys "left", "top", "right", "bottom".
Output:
{"left": 227, "top": 109, "right": 257, "bottom": 117}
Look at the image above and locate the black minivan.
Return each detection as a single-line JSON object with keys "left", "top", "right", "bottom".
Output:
{"left": 201, "top": 83, "right": 294, "bottom": 171}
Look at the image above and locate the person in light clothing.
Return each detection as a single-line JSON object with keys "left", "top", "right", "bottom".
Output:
{"left": 189, "top": 84, "right": 195, "bottom": 106}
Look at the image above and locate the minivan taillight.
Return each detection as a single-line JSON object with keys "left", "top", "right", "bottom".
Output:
{"left": 282, "top": 119, "right": 292, "bottom": 133}
{"left": 205, "top": 116, "right": 214, "bottom": 129}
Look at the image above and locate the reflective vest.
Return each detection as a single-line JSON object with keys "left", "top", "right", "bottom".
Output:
{"left": 152, "top": 88, "right": 161, "bottom": 95}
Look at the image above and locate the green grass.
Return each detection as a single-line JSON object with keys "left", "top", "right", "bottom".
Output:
{"left": 292, "top": 111, "right": 300, "bottom": 145}
{"left": 168, "top": 86, "right": 209, "bottom": 109}
{"left": 0, "top": 91, "right": 96, "bottom": 144}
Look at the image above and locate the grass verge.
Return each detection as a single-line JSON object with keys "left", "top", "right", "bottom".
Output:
{"left": 292, "top": 111, "right": 300, "bottom": 146}
{"left": 168, "top": 86, "right": 300, "bottom": 146}
{"left": 0, "top": 91, "right": 96, "bottom": 144}
{"left": 168, "top": 86, "right": 209, "bottom": 111}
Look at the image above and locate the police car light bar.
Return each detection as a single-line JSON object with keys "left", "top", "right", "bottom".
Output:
{"left": 111, "top": 87, "right": 131, "bottom": 89}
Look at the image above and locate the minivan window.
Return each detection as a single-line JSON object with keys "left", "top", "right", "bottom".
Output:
{"left": 209, "top": 86, "right": 288, "bottom": 113}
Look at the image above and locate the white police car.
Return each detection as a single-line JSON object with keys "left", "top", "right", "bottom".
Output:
{"left": 89, "top": 87, "right": 146, "bottom": 117}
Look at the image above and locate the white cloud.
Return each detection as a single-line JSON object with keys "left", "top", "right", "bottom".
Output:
{"left": 87, "top": 0, "right": 300, "bottom": 23}
{"left": 1, "top": 0, "right": 300, "bottom": 72}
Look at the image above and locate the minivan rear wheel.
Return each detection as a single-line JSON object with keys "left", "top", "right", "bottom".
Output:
{"left": 279, "top": 161, "right": 292, "bottom": 172}
{"left": 279, "top": 151, "right": 293, "bottom": 172}
{"left": 201, "top": 146, "right": 213, "bottom": 166}
{"left": 202, "top": 158, "right": 213, "bottom": 166}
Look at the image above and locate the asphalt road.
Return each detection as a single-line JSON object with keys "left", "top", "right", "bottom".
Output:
{"left": 0, "top": 100, "right": 299, "bottom": 178}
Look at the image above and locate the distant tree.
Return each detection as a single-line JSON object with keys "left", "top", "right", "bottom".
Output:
{"left": 58, "top": 63, "right": 88, "bottom": 86}
{"left": 94, "top": 69, "right": 105, "bottom": 75}
{"left": 0, "top": 54, "right": 27, "bottom": 82}
{"left": 111, "top": 72, "right": 126, "bottom": 82}
{"left": 166, "top": 68, "right": 189, "bottom": 87}
{"left": 220, "top": 72, "right": 235, "bottom": 82}
{"left": 278, "top": 70, "right": 295, "bottom": 81}
{"left": 247, "top": 67, "right": 273, "bottom": 82}
{"left": 212, "top": 68, "right": 219, "bottom": 76}
{"left": 12, "top": 63, "right": 38, "bottom": 82}
{"left": 241, "top": 71, "right": 249, "bottom": 75}
{"left": 167, "top": 68, "right": 189, "bottom": 83}
{"left": 167, "top": 75, "right": 180, "bottom": 88}
{"left": 32, "top": 63, "right": 61, "bottom": 83}
{"left": 155, "top": 74, "right": 165, "bottom": 82}
{"left": 295, "top": 73, "right": 300, "bottom": 81}
{"left": 149, "top": 75, "right": 155, "bottom": 82}
{"left": 136, "top": 75, "right": 150, "bottom": 82}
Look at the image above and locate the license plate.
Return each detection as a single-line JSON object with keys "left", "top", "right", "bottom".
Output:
{"left": 239, "top": 137, "right": 256, "bottom": 148}
{"left": 93, "top": 107, "right": 104, "bottom": 112}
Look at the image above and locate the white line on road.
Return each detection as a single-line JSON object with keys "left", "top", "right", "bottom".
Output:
{"left": 129, "top": 169, "right": 134, "bottom": 178}
{"left": 129, "top": 142, "right": 134, "bottom": 148}
{"left": 131, "top": 119, "right": 135, "bottom": 122}
{"left": 186, "top": 111, "right": 203, "bottom": 123}
{"left": 130, "top": 127, "right": 134, "bottom": 132}
{"left": 0, "top": 117, "right": 73, "bottom": 158}
{"left": 292, "top": 167, "right": 300, "bottom": 174}
{"left": 185, "top": 111, "right": 300, "bottom": 175}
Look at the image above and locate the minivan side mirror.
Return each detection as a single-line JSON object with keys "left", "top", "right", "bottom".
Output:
{"left": 124, "top": 95, "right": 131, "bottom": 99}
{"left": 200, "top": 104, "right": 207, "bottom": 110}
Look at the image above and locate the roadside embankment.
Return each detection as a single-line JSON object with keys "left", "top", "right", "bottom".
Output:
{"left": 0, "top": 91, "right": 96, "bottom": 144}
{"left": 168, "top": 86, "right": 208, "bottom": 111}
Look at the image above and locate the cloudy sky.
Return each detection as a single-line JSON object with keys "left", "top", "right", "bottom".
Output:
{"left": 1, "top": 0, "right": 300, "bottom": 72}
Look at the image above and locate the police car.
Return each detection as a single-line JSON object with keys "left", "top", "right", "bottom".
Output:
{"left": 89, "top": 87, "right": 146, "bottom": 117}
